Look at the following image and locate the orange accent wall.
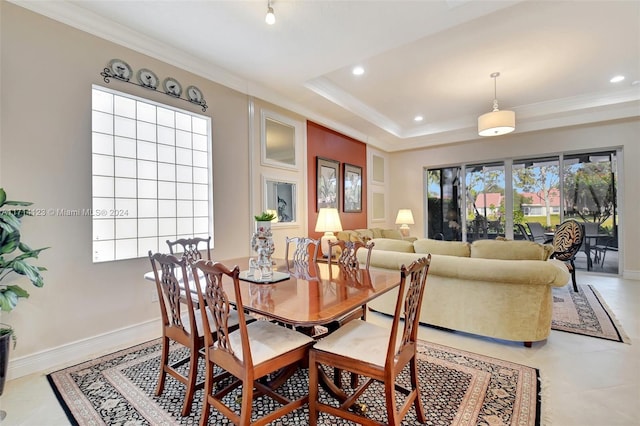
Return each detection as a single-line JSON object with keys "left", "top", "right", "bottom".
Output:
{"left": 307, "top": 121, "right": 367, "bottom": 243}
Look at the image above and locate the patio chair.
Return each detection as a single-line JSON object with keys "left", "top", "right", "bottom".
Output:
{"left": 526, "top": 222, "right": 549, "bottom": 243}
{"left": 550, "top": 220, "right": 584, "bottom": 292}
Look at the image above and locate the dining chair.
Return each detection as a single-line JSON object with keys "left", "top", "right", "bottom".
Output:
{"left": 328, "top": 239, "right": 374, "bottom": 270}
{"left": 191, "top": 259, "right": 315, "bottom": 426}
{"left": 147, "top": 251, "right": 207, "bottom": 416}
{"left": 327, "top": 240, "right": 375, "bottom": 326}
{"left": 284, "top": 236, "right": 320, "bottom": 265}
{"left": 166, "top": 236, "right": 212, "bottom": 264}
{"left": 550, "top": 220, "right": 584, "bottom": 292}
{"left": 308, "top": 255, "right": 431, "bottom": 426}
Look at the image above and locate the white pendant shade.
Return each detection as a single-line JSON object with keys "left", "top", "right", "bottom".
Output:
{"left": 478, "top": 109, "right": 515, "bottom": 137}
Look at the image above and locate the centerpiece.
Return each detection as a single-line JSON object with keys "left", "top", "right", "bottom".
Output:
{"left": 251, "top": 211, "right": 276, "bottom": 280}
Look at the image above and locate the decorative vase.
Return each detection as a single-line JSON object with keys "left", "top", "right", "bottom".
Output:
{"left": 251, "top": 221, "right": 275, "bottom": 279}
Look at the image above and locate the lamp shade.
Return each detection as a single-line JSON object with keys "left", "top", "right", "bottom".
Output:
{"left": 315, "top": 208, "right": 343, "bottom": 233}
{"left": 478, "top": 109, "right": 515, "bottom": 137}
{"left": 395, "top": 209, "right": 415, "bottom": 225}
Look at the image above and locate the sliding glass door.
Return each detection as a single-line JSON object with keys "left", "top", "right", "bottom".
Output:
{"left": 426, "top": 167, "right": 462, "bottom": 241}
{"left": 425, "top": 149, "right": 620, "bottom": 274}
{"left": 512, "top": 156, "right": 561, "bottom": 237}
{"left": 465, "top": 163, "right": 505, "bottom": 242}
{"left": 562, "top": 152, "right": 618, "bottom": 274}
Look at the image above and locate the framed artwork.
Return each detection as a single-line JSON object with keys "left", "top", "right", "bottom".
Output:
{"left": 316, "top": 157, "right": 339, "bottom": 210}
{"left": 343, "top": 163, "right": 362, "bottom": 212}
{"left": 264, "top": 177, "right": 296, "bottom": 224}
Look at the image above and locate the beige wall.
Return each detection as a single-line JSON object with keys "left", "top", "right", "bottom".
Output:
{"left": 388, "top": 118, "right": 640, "bottom": 277}
{"left": 0, "top": 3, "right": 251, "bottom": 359}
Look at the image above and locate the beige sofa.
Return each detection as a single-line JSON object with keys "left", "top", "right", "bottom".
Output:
{"left": 336, "top": 227, "right": 416, "bottom": 243}
{"left": 358, "top": 238, "right": 570, "bottom": 346}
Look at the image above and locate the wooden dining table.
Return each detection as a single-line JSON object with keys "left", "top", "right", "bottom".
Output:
{"left": 144, "top": 256, "right": 402, "bottom": 413}
{"left": 144, "top": 256, "right": 402, "bottom": 330}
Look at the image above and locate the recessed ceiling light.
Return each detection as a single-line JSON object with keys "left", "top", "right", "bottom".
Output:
{"left": 610, "top": 75, "right": 625, "bottom": 83}
{"left": 352, "top": 66, "right": 365, "bottom": 76}
{"left": 414, "top": 115, "right": 424, "bottom": 122}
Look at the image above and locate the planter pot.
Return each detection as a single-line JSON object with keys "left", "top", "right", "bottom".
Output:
{"left": 0, "top": 331, "right": 10, "bottom": 396}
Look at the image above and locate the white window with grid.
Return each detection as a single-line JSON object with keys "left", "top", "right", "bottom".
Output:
{"left": 91, "top": 85, "right": 212, "bottom": 262}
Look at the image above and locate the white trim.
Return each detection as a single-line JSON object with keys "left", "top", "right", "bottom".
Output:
{"left": 7, "top": 319, "right": 160, "bottom": 381}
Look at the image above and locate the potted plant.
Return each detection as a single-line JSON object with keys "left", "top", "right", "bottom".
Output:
{"left": 0, "top": 188, "right": 48, "bottom": 396}
{"left": 254, "top": 211, "right": 277, "bottom": 230}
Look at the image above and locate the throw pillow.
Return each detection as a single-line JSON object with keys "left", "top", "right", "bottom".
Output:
{"left": 470, "top": 239, "right": 553, "bottom": 260}
{"left": 381, "top": 229, "right": 404, "bottom": 240}
{"left": 413, "top": 239, "right": 471, "bottom": 257}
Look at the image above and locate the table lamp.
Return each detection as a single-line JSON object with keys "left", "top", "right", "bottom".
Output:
{"left": 395, "top": 209, "right": 414, "bottom": 237}
{"left": 315, "top": 208, "right": 343, "bottom": 257}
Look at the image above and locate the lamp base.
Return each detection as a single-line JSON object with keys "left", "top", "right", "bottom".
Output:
{"left": 399, "top": 224, "right": 410, "bottom": 237}
{"left": 320, "top": 232, "right": 337, "bottom": 258}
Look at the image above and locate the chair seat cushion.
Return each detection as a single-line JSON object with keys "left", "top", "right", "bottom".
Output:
{"left": 227, "top": 320, "right": 314, "bottom": 365}
{"left": 313, "top": 319, "right": 399, "bottom": 368}
{"left": 182, "top": 308, "right": 245, "bottom": 337}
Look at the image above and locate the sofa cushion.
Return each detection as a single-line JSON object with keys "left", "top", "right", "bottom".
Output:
{"left": 370, "top": 228, "right": 385, "bottom": 239}
{"left": 470, "top": 239, "right": 553, "bottom": 261}
{"left": 354, "top": 229, "right": 374, "bottom": 241}
{"left": 370, "top": 238, "right": 415, "bottom": 253}
{"left": 336, "top": 230, "right": 361, "bottom": 243}
{"left": 381, "top": 229, "right": 404, "bottom": 240}
{"left": 413, "top": 239, "right": 471, "bottom": 257}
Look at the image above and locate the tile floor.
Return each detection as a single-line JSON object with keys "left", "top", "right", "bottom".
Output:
{"left": 1, "top": 271, "right": 638, "bottom": 426}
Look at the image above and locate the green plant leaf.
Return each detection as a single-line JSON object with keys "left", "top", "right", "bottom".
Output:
{"left": 14, "top": 246, "right": 48, "bottom": 261}
{"left": 254, "top": 211, "right": 277, "bottom": 221}
{"left": 7, "top": 285, "right": 29, "bottom": 298}
{"left": 11, "top": 259, "right": 44, "bottom": 286}
{"left": 1, "top": 232, "right": 19, "bottom": 254}
{"left": 0, "top": 188, "right": 5, "bottom": 207}
{"left": 4, "top": 201, "right": 33, "bottom": 207}
{"left": 0, "top": 291, "right": 17, "bottom": 311}
{"left": 0, "top": 211, "right": 22, "bottom": 230}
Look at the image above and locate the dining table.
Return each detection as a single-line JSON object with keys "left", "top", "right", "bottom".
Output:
{"left": 145, "top": 256, "right": 403, "bottom": 414}
{"left": 144, "top": 256, "right": 402, "bottom": 330}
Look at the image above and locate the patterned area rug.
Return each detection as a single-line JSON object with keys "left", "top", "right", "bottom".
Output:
{"left": 47, "top": 338, "right": 541, "bottom": 425}
{"left": 552, "top": 284, "right": 630, "bottom": 343}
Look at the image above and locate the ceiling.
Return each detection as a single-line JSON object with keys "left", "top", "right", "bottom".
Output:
{"left": 15, "top": 0, "right": 640, "bottom": 152}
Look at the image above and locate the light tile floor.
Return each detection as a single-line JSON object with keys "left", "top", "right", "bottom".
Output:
{"left": 0, "top": 271, "right": 638, "bottom": 425}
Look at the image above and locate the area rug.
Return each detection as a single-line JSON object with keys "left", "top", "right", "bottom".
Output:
{"left": 47, "top": 338, "right": 541, "bottom": 425}
{"left": 552, "top": 284, "right": 630, "bottom": 343}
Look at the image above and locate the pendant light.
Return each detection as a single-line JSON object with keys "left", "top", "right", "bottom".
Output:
{"left": 265, "top": 0, "right": 276, "bottom": 25}
{"left": 478, "top": 72, "right": 515, "bottom": 137}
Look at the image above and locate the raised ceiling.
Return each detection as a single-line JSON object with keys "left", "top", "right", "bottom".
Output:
{"left": 15, "top": 0, "right": 640, "bottom": 152}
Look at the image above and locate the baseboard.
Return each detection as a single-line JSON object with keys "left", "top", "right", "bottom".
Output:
{"left": 623, "top": 269, "right": 640, "bottom": 281}
{"left": 7, "top": 319, "right": 160, "bottom": 381}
